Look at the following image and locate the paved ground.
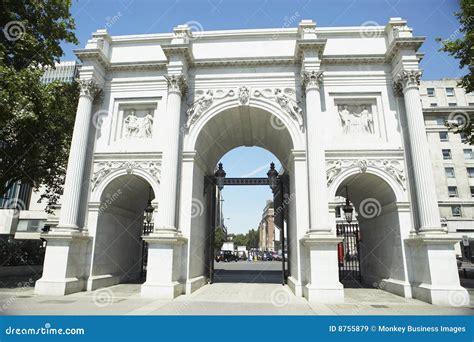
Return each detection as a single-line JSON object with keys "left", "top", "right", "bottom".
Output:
{"left": 0, "top": 261, "right": 473, "bottom": 315}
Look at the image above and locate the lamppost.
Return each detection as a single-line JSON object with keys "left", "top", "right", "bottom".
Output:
{"left": 214, "top": 162, "right": 226, "bottom": 191}
{"left": 143, "top": 187, "right": 154, "bottom": 234}
{"left": 267, "top": 162, "right": 279, "bottom": 192}
{"left": 342, "top": 186, "right": 354, "bottom": 223}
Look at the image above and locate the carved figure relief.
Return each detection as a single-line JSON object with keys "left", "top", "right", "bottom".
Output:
{"left": 186, "top": 89, "right": 234, "bottom": 128}
{"left": 337, "top": 104, "right": 374, "bottom": 135}
{"left": 123, "top": 109, "right": 154, "bottom": 139}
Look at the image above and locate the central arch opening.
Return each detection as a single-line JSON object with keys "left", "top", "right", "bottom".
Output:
{"left": 186, "top": 104, "right": 298, "bottom": 290}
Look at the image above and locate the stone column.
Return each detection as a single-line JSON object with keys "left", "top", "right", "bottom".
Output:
{"left": 303, "top": 71, "right": 331, "bottom": 233}
{"left": 57, "top": 79, "right": 101, "bottom": 231}
{"left": 395, "top": 70, "right": 442, "bottom": 232}
{"left": 155, "top": 74, "right": 186, "bottom": 234}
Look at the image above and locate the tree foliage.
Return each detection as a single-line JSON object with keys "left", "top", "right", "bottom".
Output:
{"left": 437, "top": 0, "right": 474, "bottom": 144}
{"left": 214, "top": 226, "right": 226, "bottom": 251}
{"left": 0, "top": 1, "right": 79, "bottom": 206}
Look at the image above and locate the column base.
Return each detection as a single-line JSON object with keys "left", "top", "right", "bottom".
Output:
{"left": 303, "top": 284, "right": 344, "bottom": 303}
{"left": 185, "top": 276, "right": 207, "bottom": 295}
{"left": 287, "top": 276, "right": 303, "bottom": 297}
{"left": 35, "top": 278, "right": 86, "bottom": 296}
{"left": 34, "top": 231, "right": 90, "bottom": 296}
{"left": 406, "top": 233, "right": 469, "bottom": 306}
{"left": 379, "top": 278, "right": 412, "bottom": 298}
{"left": 141, "top": 281, "right": 184, "bottom": 299}
{"left": 301, "top": 235, "right": 344, "bottom": 304}
{"left": 140, "top": 233, "right": 187, "bottom": 299}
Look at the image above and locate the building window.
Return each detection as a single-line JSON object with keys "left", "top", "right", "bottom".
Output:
{"left": 461, "top": 133, "right": 468, "bottom": 143}
{"left": 467, "top": 167, "right": 474, "bottom": 178}
{"left": 445, "top": 167, "right": 455, "bottom": 178}
{"left": 436, "top": 117, "right": 445, "bottom": 125}
{"left": 451, "top": 205, "right": 462, "bottom": 217}
{"left": 446, "top": 87, "right": 455, "bottom": 97}
{"left": 464, "top": 149, "right": 473, "bottom": 159}
{"left": 468, "top": 103, "right": 474, "bottom": 106}
{"left": 448, "top": 103, "right": 457, "bottom": 107}
{"left": 442, "top": 149, "right": 452, "bottom": 159}
{"left": 448, "top": 186, "right": 458, "bottom": 197}
{"left": 439, "top": 131, "right": 449, "bottom": 141}
{"left": 430, "top": 103, "right": 438, "bottom": 107}
{"left": 471, "top": 186, "right": 474, "bottom": 197}
{"left": 427, "top": 88, "right": 435, "bottom": 97}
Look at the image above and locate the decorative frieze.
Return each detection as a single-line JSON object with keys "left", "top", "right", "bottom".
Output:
{"left": 185, "top": 86, "right": 304, "bottom": 130}
{"left": 326, "top": 159, "right": 406, "bottom": 189}
{"left": 185, "top": 89, "right": 235, "bottom": 128}
{"left": 337, "top": 104, "right": 375, "bottom": 135}
{"left": 91, "top": 160, "right": 161, "bottom": 191}
{"left": 254, "top": 87, "right": 304, "bottom": 130}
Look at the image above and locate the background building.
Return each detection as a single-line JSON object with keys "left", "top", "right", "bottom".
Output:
{"left": 420, "top": 78, "right": 474, "bottom": 259}
{"left": 258, "top": 200, "right": 277, "bottom": 251}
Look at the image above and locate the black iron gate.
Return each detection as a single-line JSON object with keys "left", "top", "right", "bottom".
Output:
{"left": 141, "top": 222, "right": 154, "bottom": 278}
{"left": 336, "top": 223, "right": 361, "bottom": 284}
{"left": 205, "top": 163, "right": 289, "bottom": 285}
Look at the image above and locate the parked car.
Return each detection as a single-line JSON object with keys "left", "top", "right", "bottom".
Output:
{"left": 215, "top": 251, "right": 239, "bottom": 262}
{"left": 263, "top": 252, "right": 273, "bottom": 261}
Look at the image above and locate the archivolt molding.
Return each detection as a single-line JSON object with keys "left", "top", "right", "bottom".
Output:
{"left": 326, "top": 158, "right": 406, "bottom": 190}
{"left": 91, "top": 160, "right": 161, "bottom": 192}
{"left": 184, "top": 86, "right": 305, "bottom": 131}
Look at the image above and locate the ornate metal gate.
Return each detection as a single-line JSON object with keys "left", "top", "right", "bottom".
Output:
{"left": 205, "top": 163, "right": 289, "bottom": 285}
{"left": 336, "top": 223, "right": 361, "bottom": 284}
{"left": 141, "top": 222, "right": 153, "bottom": 278}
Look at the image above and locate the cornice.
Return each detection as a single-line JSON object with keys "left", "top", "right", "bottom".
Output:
{"left": 294, "top": 38, "right": 327, "bottom": 60}
{"left": 325, "top": 149, "right": 405, "bottom": 159}
{"left": 193, "top": 56, "right": 297, "bottom": 68}
{"left": 93, "top": 152, "right": 163, "bottom": 161}
{"left": 161, "top": 43, "right": 194, "bottom": 66}
{"left": 385, "top": 36, "right": 425, "bottom": 61}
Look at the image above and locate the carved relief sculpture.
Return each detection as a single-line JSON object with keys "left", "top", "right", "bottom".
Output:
{"left": 238, "top": 86, "right": 250, "bottom": 106}
{"left": 337, "top": 104, "right": 374, "bottom": 135}
{"left": 254, "top": 87, "right": 304, "bottom": 130}
{"left": 124, "top": 109, "right": 154, "bottom": 138}
{"left": 185, "top": 89, "right": 235, "bottom": 128}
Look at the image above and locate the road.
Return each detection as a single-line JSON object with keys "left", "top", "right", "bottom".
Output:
{"left": 213, "top": 260, "right": 285, "bottom": 283}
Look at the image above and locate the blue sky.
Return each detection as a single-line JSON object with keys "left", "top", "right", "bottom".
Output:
{"left": 61, "top": 0, "right": 463, "bottom": 234}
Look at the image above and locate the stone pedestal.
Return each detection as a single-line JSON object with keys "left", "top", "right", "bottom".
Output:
{"left": 406, "top": 234, "right": 469, "bottom": 306}
{"left": 302, "top": 235, "right": 344, "bottom": 303}
{"left": 141, "top": 234, "right": 187, "bottom": 299}
{"left": 35, "top": 232, "right": 91, "bottom": 296}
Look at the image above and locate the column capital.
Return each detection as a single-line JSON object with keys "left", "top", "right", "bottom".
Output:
{"left": 393, "top": 69, "right": 422, "bottom": 95}
{"left": 302, "top": 70, "right": 324, "bottom": 92}
{"left": 78, "top": 79, "right": 102, "bottom": 100}
{"left": 164, "top": 74, "right": 187, "bottom": 96}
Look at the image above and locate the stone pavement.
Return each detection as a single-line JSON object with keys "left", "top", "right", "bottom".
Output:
{"left": 0, "top": 281, "right": 472, "bottom": 316}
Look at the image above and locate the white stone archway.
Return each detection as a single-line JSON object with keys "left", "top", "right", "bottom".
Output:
{"left": 178, "top": 99, "right": 309, "bottom": 296}
{"left": 329, "top": 167, "right": 412, "bottom": 298}
{"left": 85, "top": 172, "right": 157, "bottom": 291}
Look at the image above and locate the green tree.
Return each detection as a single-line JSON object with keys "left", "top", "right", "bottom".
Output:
{"left": 247, "top": 228, "right": 259, "bottom": 249}
{"left": 0, "top": 1, "right": 79, "bottom": 205}
{"left": 233, "top": 233, "right": 248, "bottom": 248}
{"left": 437, "top": 0, "right": 474, "bottom": 144}
{"left": 214, "top": 226, "right": 226, "bottom": 251}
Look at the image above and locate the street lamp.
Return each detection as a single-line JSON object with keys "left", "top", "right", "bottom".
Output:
{"left": 144, "top": 187, "right": 154, "bottom": 223}
{"left": 267, "top": 162, "right": 279, "bottom": 191}
{"left": 214, "top": 162, "right": 226, "bottom": 191}
{"left": 342, "top": 186, "right": 353, "bottom": 223}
